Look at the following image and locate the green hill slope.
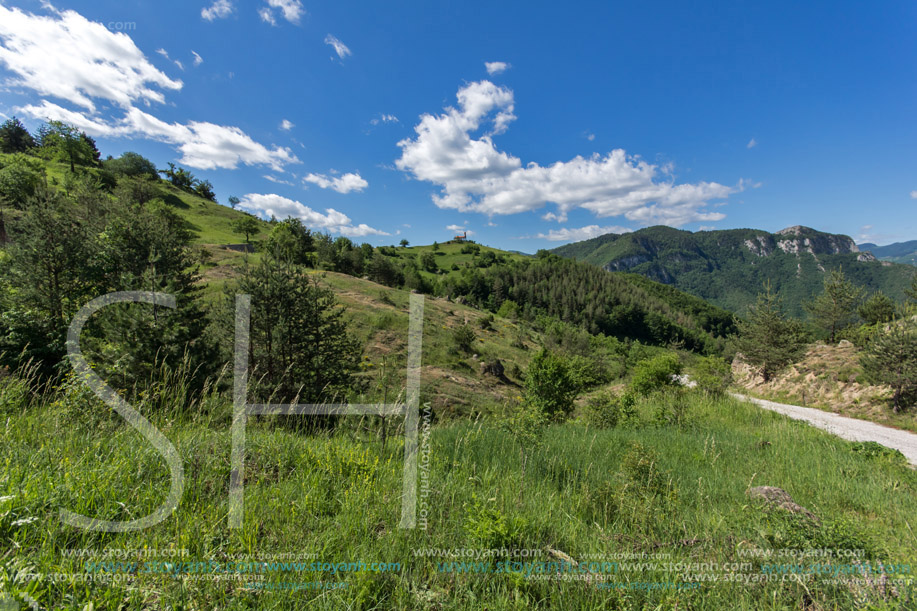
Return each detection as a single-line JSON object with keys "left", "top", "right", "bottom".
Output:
{"left": 552, "top": 225, "right": 916, "bottom": 316}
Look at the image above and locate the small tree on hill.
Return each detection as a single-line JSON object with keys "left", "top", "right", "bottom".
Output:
{"left": 194, "top": 179, "right": 216, "bottom": 202}
{"left": 231, "top": 215, "right": 261, "bottom": 245}
{"left": 39, "top": 121, "right": 98, "bottom": 172}
{"left": 0, "top": 117, "right": 36, "bottom": 153}
{"left": 861, "top": 319, "right": 917, "bottom": 412}
{"left": 805, "top": 269, "right": 864, "bottom": 343}
{"left": 733, "top": 284, "right": 807, "bottom": 382}
{"left": 400, "top": 239, "right": 409, "bottom": 248}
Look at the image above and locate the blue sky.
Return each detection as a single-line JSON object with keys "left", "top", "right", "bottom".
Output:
{"left": 0, "top": 0, "right": 914, "bottom": 250}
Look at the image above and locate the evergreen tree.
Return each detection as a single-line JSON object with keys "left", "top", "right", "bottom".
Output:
{"left": 805, "top": 269, "right": 864, "bottom": 342}
{"left": 0, "top": 117, "right": 36, "bottom": 153}
{"left": 231, "top": 259, "right": 360, "bottom": 404}
{"left": 733, "top": 285, "right": 807, "bottom": 382}
{"left": 861, "top": 319, "right": 917, "bottom": 412}
{"left": 858, "top": 291, "right": 896, "bottom": 326}
{"left": 84, "top": 199, "right": 215, "bottom": 391}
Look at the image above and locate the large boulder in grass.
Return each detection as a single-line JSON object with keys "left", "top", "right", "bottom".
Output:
{"left": 747, "top": 486, "right": 820, "bottom": 523}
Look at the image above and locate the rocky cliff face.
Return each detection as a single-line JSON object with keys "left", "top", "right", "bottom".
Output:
{"left": 771, "top": 226, "right": 860, "bottom": 256}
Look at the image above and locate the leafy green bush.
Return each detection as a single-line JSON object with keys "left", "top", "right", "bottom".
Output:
{"left": 523, "top": 348, "right": 580, "bottom": 421}
{"left": 629, "top": 353, "right": 681, "bottom": 396}
{"left": 692, "top": 356, "right": 733, "bottom": 395}
{"left": 583, "top": 391, "right": 636, "bottom": 429}
{"left": 496, "top": 299, "right": 519, "bottom": 319}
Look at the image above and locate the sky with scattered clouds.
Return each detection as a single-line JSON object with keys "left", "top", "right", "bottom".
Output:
{"left": 0, "top": 0, "right": 914, "bottom": 248}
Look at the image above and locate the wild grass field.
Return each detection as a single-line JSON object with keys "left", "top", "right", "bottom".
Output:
{"left": 1, "top": 376, "right": 915, "bottom": 610}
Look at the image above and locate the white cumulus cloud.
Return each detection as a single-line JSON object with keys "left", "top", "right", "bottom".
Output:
{"left": 485, "top": 61, "right": 510, "bottom": 75}
{"left": 202, "top": 0, "right": 234, "bottom": 21}
{"left": 325, "top": 34, "right": 351, "bottom": 59}
{"left": 5, "top": 6, "right": 297, "bottom": 172}
{"left": 192, "top": 50, "right": 204, "bottom": 66}
{"left": 239, "top": 193, "right": 388, "bottom": 236}
{"left": 279, "top": 119, "right": 294, "bottom": 131}
{"left": 304, "top": 172, "right": 368, "bottom": 194}
{"left": 396, "top": 80, "right": 736, "bottom": 226}
{"left": 0, "top": 4, "right": 183, "bottom": 112}
{"left": 910, "top": 190, "right": 917, "bottom": 199}
{"left": 260, "top": 0, "right": 304, "bottom": 24}
{"left": 747, "top": 138, "right": 757, "bottom": 149}
{"left": 20, "top": 101, "right": 299, "bottom": 171}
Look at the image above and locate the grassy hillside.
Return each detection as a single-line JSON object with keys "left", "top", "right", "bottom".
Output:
{"left": 552, "top": 226, "right": 916, "bottom": 317}
{"left": 23, "top": 155, "right": 272, "bottom": 245}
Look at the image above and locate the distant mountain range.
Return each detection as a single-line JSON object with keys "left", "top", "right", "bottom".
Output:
{"left": 858, "top": 240, "right": 917, "bottom": 266}
{"left": 552, "top": 225, "right": 916, "bottom": 317}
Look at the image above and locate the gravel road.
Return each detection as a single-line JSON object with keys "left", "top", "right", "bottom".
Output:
{"left": 731, "top": 393, "right": 917, "bottom": 467}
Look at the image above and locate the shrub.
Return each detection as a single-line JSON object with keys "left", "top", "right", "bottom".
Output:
{"left": 565, "top": 353, "right": 612, "bottom": 389}
{"left": 523, "top": 348, "right": 580, "bottom": 421}
{"left": 584, "top": 391, "right": 636, "bottom": 429}
{"left": 452, "top": 324, "right": 476, "bottom": 354}
{"left": 692, "top": 356, "right": 733, "bottom": 396}
{"left": 496, "top": 299, "right": 519, "bottom": 319}
{"left": 629, "top": 353, "right": 681, "bottom": 396}
{"left": 478, "top": 314, "right": 494, "bottom": 330}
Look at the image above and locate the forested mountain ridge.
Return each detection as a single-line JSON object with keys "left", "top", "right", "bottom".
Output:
{"left": 552, "top": 225, "right": 916, "bottom": 316}
{"left": 859, "top": 240, "right": 917, "bottom": 266}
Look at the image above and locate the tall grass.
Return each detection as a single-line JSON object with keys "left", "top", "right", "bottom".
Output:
{"left": 1, "top": 374, "right": 915, "bottom": 609}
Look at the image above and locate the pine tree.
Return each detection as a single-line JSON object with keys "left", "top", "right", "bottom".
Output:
{"left": 805, "top": 269, "right": 864, "bottom": 343}
{"left": 231, "top": 259, "right": 360, "bottom": 404}
{"left": 858, "top": 291, "right": 896, "bottom": 326}
{"left": 861, "top": 319, "right": 917, "bottom": 412}
{"left": 733, "top": 284, "right": 807, "bottom": 382}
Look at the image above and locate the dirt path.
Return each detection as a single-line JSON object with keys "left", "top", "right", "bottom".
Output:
{"left": 731, "top": 393, "right": 917, "bottom": 467}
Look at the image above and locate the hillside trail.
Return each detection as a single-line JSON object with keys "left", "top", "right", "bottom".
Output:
{"left": 730, "top": 393, "right": 917, "bottom": 467}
